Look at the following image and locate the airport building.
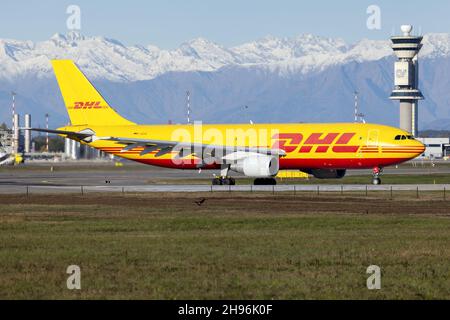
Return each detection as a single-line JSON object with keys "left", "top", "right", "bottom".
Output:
{"left": 417, "top": 137, "right": 450, "bottom": 159}
{"left": 2, "top": 108, "right": 108, "bottom": 163}
{"left": 0, "top": 128, "right": 13, "bottom": 154}
{"left": 7, "top": 113, "right": 31, "bottom": 154}
{"left": 64, "top": 138, "right": 108, "bottom": 160}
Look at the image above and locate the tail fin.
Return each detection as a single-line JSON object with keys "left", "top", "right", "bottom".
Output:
{"left": 51, "top": 60, "right": 135, "bottom": 126}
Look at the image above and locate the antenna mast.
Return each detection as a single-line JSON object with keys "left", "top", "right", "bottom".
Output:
{"left": 11, "top": 92, "right": 16, "bottom": 127}
{"left": 186, "top": 91, "right": 191, "bottom": 124}
{"left": 11, "top": 92, "right": 18, "bottom": 153}
{"left": 354, "top": 91, "right": 365, "bottom": 123}
{"left": 45, "top": 113, "right": 49, "bottom": 152}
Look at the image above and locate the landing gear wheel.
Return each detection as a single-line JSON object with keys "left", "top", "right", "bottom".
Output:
{"left": 371, "top": 167, "right": 382, "bottom": 185}
{"left": 254, "top": 178, "right": 277, "bottom": 185}
{"left": 212, "top": 177, "right": 236, "bottom": 186}
{"left": 222, "top": 178, "right": 236, "bottom": 185}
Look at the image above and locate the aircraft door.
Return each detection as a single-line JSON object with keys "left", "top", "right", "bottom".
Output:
{"left": 367, "top": 129, "right": 379, "bottom": 146}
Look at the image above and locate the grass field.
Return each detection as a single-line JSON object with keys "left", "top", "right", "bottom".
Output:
{"left": 1, "top": 192, "right": 450, "bottom": 299}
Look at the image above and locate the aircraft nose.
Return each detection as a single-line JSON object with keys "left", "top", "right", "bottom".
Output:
{"left": 417, "top": 141, "right": 426, "bottom": 154}
{"left": 415, "top": 141, "right": 426, "bottom": 155}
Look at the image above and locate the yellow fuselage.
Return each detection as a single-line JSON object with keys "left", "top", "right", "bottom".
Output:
{"left": 50, "top": 60, "right": 425, "bottom": 172}
{"left": 59, "top": 122, "right": 425, "bottom": 170}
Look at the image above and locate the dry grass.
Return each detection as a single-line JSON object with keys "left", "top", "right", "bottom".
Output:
{"left": 0, "top": 193, "right": 449, "bottom": 299}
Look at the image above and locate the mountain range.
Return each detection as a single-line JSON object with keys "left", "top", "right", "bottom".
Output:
{"left": 1, "top": 31, "right": 450, "bottom": 130}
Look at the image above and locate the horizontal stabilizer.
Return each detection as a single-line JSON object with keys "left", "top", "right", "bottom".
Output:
{"left": 26, "top": 128, "right": 95, "bottom": 141}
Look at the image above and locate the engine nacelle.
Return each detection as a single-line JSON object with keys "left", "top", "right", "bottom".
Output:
{"left": 308, "top": 169, "right": 346, "bottom": 179}
{"left": 230, "top": 155, "right": 279, "bottom": 177}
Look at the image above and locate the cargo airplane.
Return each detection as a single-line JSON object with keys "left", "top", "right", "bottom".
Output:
{"left": 32, "top": 60, "right": 425, "bottom": 185}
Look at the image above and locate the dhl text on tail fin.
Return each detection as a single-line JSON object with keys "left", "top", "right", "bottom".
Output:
{"left": 51, "top": 60, "right": 134, "bottom": 126}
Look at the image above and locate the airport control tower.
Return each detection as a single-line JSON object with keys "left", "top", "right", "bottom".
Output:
{"left": 389, "top": 25, "right": 424, "bottom": 137}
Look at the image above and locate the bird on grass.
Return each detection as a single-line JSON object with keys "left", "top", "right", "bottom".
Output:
{"left": 195, "top": 198, "right": 206, "bottom": 206}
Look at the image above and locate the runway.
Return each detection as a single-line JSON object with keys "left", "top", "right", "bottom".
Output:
{"left": 1, "top": 161, "right": 450, "bottom": 194}
{"left": 1, "top": 183, "right": 450, "bottom": 194}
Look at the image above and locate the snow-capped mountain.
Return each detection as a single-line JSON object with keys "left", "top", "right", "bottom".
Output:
{"left": 3, "top": 31, "right": 450, "bottom": 81}
{"left": 1, "top": 32, "right": 450, "bottom": 130}
{"left": 0, "top": 31, "right": 393, "bottom": 81}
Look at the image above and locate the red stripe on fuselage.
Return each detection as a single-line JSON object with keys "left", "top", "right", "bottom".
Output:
{"left": 316, "top": 146, "right": 329, "bottom": 153}
{"left": 299, "top": 146, "right": 313, "bottom": 153}
{"left": 332, "top": 146, "right": 360, "bottom": 153}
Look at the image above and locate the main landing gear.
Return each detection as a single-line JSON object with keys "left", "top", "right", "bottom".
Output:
{"left": 210, "top": 165, "right": 277, "bottom": 186}
{"left": 212, "top": 165, "right": 236, "bottom": 185}
{"left": 212, "top": 177, "right": 277, "bottom": 185}
{"left": 372, "top": 167, "right": 382, "bottom": 185}
{"left": 212, "top": 176, "right": 236, "bottom": 185}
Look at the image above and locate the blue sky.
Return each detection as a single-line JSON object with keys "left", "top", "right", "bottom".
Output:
{"left": 1, "top": 0, "right": 450, "bottom": 48}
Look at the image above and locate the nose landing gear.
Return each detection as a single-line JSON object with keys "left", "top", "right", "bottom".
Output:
{"left": 372, "top": 167, "right": 382, "bottom": 185}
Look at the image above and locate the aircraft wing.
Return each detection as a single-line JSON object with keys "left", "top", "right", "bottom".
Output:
{"left": 25, "top": 128, "right": 286, "bottom": 165}
{"left": 103, "top": 136, "right": 286, "bottom": 165}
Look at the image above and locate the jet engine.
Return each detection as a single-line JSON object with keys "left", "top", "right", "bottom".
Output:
{"left": 307, "top": 169, "right": 346, "bottom": 179}
{"left": 230, "top": 155, "right": 279, "bottom": 177}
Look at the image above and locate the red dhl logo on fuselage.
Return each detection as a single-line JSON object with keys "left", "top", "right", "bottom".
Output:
{"left": 271, "top": 133, "right": 360, "bottom": 153}
{"left": 71, "top": 101, "right": 105, "bottom": 109}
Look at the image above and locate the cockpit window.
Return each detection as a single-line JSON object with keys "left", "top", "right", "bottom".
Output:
{"left": 395, "top": 134, "right": 414, "bottom": 140}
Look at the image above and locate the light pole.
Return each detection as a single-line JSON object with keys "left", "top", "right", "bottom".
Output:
{"left": 45, "top": 113, "right": 49, "bottom": 152}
